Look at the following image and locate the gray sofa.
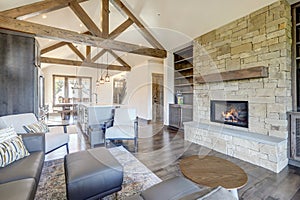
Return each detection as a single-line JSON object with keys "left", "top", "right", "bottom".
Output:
{"left": 0, "top": 133, "right": 45, "bottom": 200}
{"left": 126, "top": 176, "right": 237, "bottom": 200}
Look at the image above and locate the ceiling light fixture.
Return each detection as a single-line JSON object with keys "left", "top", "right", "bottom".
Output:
{"left": 96, "top": 47, "right": 100, "bottom": 86}
{"left": 99, "top": 54, "right": 105, "bottom": 84}
{"left": 72, "top": 48, "right": 83, "bottom": 90}
{"left": 105, "top": 52, "right": 110, "bottom": 82}
{"left": 42, "top": 14, "right": 47, "bottom": 19}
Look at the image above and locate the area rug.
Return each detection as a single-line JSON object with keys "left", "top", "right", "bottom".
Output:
{"left": 35, "top": 146, "right": 162, "bottom": 200}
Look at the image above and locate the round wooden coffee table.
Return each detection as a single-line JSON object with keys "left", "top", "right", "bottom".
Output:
{"left": 179, "top": 155, "right": 248, "bottom": 199}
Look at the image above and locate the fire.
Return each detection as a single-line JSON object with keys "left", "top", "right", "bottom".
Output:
{"left": 222, "top": 107, "right": 239, "bottom": 122}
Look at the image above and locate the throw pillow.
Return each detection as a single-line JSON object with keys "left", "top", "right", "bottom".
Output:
{"left": 23, "top": 121, "right": 49, "bottom": 133}
{"left": 0, "top": 135, "right": 30, "bottom": 167}
{"left": 0, "top": 127, "right": 18, "bottom": 143}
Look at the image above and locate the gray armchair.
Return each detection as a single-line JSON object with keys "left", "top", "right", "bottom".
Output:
{"left": 103, "top": 108, "right": 138, "bottom": 151}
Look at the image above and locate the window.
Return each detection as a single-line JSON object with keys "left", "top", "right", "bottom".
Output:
{"left": 53, "top": 75, "right": 92, "bottom": 105}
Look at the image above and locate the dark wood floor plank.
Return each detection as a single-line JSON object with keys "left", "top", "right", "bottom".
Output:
{"left": 49, "top": 118, "right": 300, "bottom": 200}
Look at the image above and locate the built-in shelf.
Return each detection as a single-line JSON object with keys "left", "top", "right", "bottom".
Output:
{"left": 174, "top": 57, "right": 193, "bottom": 64}
{"left": 175, "top": 67, "right": 193, "bottom": 72}
{"left": 175, "top": 75, "right": 194, "bottom": 79}
{"left": 170, "top": 44, "right": 194, "bottom": 130}
{"left": 180, "top": 91, "right": 193, "bottom": 94}
{"left": 175, "top": 83, "right": 193, "bottom": 87}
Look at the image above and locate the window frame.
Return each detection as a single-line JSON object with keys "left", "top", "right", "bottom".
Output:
{"left": 52, "top": 74, "right": 92, "bottom": 106}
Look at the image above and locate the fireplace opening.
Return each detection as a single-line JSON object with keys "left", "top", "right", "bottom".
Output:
{"left": 210, "top": 100, "right": 248, "bottom": 128}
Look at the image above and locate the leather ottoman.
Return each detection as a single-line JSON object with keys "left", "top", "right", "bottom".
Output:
{"left": 64, "top": 147, "right": 123, "bottom": 200}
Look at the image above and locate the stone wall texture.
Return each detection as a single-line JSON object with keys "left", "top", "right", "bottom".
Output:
{"left": 193, "top": 0, "right": 292, "bottom": 138}
{"left": 186, "top": 0, "right": 292, "bottom": 172}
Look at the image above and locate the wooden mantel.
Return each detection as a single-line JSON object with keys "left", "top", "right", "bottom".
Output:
{"left": 195, "top": 66, "right": 268, "bottom": 84}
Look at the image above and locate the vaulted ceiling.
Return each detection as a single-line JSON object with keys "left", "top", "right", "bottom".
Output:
{"left": 0, "top": 0, "right": 284, "bottom": 72}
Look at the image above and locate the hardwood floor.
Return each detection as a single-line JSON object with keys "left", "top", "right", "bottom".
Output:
{"left": 45, "top": 121, "right": 300, "bottom": 200}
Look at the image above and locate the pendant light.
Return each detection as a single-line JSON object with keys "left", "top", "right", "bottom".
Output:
{"left": 105, "top": 52, "right": 110, "bottom": 82}
{"left": 99, "top": 69, "right": 105, "bottom": 84}
{"left": 96, "top": 67, "right": 100, "bottom": 86}
{"left": 99, "top": 55, "right": 105, "bottom": 84}
{"left": 96, "top": 48, "right": 100, "bottom": 86}
{"left": 72, "top": 63, "right": 81, "bottom": 89}
{"left": 72, "top": 47, "right": 83, "bottom": 90}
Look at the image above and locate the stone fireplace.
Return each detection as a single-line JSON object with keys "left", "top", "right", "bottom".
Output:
{"left": 210, "top": 100, "right": 248, "bottom": 128}
{"left": 184, "top": 0, "right": 292, "bottom": 173}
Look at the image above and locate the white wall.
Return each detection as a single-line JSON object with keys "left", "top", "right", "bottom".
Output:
{"left": 164, "top": 52, "right": 174, "bottom": 125}
{"left": 100, "top": 60, "right": 163, "bottom": 120}
{"left": 123, "top": 60, "right": 163, "bottom": 120}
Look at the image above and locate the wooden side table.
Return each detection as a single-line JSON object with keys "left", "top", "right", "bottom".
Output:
{"left": 179, "top": 155, "right": 248, "bottom": 199}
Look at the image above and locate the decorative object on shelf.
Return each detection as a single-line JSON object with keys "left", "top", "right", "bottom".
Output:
{"left": 176, "top": 91, "right": 183, "bottom": 105}
{"left": 105, "top": 52, "right": 110, "bottom": 82}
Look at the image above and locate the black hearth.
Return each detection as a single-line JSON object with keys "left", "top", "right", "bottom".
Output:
{"left": 210, "top": 100, "right": 248, "bottom": 128}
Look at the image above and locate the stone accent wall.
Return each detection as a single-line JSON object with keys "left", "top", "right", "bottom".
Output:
{"left": 193, "top": 0, "right": 292, "bottom": 138}
{"left": 185, "top": 122, "right": 288, "bottom": 172}
{"left": 186, "top": 0, "right": 292, "bottom": 172}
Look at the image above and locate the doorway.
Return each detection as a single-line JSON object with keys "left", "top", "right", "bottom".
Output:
{"left": 152, "top": 73, "right": 164, "bottom": 123}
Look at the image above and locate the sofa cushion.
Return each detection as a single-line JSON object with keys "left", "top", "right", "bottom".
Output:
{"left": 0, "top": 135, "right": 30, "bottom": 167}
{"left": 0, "top": 113, "right": 38, "bottom": 134}
{"left": 0, "top": 127, "right": 18, "bottom": 142}
{"left": 0, "top": 151, "right": 44, "bottom": 184}
{"left": 0, "top": 178, "right": 36, "bottom": 200}
{"left": 23, "top": 121, "right": 49, "bottom": 133}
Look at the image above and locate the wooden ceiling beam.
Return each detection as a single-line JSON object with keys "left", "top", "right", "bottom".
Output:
{"left": 107, "top": 49, "right": 131, "bottom": 69}
{"left": 102, "top": 0, "right": 109, "bottom": 38}
{"left": 0, "top": 15, "right": 166, "bottom": 58}
{"left": 0, "top": 0, "right": 89, "bottom": 20}
{"left": 67, "top": 43, "right": 85, "bottom": 60}
{"left": 41, "top": 57, "right": 130, "bottom": 71}
{"left": 69, "top": 1, "right": 102, "bottom": 37}
{"left": 41, "top": 31, "right": 91, "bottom": 55}
{"left": 91, "top": 49, "right": 106, "bottom": 63}
{"left": 86, "top": 46, "right": 91, "bottom": 62}
{"left": 41, "top": 41, "right": 67, "bottom": 55}
{"left": 111, "top": 0, "right": 164, "bottom": 50}
{"left": 109, "top": 18, "right": 133, "bottom": 39}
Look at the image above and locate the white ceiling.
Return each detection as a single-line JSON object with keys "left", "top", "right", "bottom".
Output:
{"left": 0, "top": 0, "right": 286, "bottom": 72}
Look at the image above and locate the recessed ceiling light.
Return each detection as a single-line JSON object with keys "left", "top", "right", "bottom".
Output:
{"left": 79, "top": 24, "right": 83, "bottom": 27}
{"left": 42, "top": 14, "right": 47, "bottom": 19}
